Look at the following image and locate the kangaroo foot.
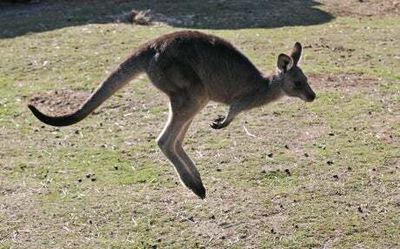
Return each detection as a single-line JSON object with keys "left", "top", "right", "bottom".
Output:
{"left": 175, "top": 169, "right": 206, "bottom": 199}
{"left": 185, "top": 178, "right": 207, "bottom": 199}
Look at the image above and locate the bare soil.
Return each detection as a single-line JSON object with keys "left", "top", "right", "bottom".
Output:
{"left": 29, "top": 89, "right": 91, "bottom": 116}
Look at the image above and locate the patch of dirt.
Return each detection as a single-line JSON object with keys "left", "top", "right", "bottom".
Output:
{"left": 304, "top": 39, "right": 356, "bottom": 53}
{"left": 320, "top": 0, "right": 400, "bottom": 17}
{"left": 0, "top": 179, "right": 43, "bottom": 244}
{"left": 157, "top": 183, "right": 289, "bottom": 248}
{"left": 308, "top": 73, "right": 381, "bottom": 93}
{"left": 368, "top": 113, "right": 400, "bottom": 146}
{"left": 28, "top": 89, "right": 91, "bottom": 116}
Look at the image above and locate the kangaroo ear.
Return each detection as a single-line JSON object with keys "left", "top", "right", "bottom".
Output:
{"left": 277, "top": 54, "right": 293, "bottom": 73}
{"left": 291, "top": 42, "right": 302, "bottom": 65}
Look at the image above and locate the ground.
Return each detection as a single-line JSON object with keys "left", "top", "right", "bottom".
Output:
{"left": 0, "top": 0, "right": 399, "bottom": 248}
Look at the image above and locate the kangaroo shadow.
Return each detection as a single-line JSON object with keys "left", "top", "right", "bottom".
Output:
{"left": 0, "top": 0, "right": 334, "bottom": 39}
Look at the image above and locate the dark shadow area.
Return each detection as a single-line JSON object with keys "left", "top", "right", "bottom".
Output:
{"left": 0, "top": 0, "right": 334, "bottom": 39}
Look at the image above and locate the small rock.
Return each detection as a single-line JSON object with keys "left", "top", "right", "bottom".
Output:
{"left": 333, "top": 174, "right": 339, "bottom": 179}
{"left": 347, "top": 166, "right": 352, "bottom": 171}
{"left": 328, "top": 132, "right": 335, "bottom": 136}
{"left": 284, "top": 169, "right": 291, "bottom": 176}
{"left": 327, "top": 160, "right": 334, "bottom": 165}
{"left": 358, "top": 206, "right": 363, "bottom": 213}
{"left": 304, "top": 153, "right": 309, "bottom": 157}
{"left": 284, "top": 144, "right": 289, "bottom": 149}
{"left": 114, "top": 166, "right": 118, "bottom": 170}
{"left": 267, "top": 153, "right": 273, "bottom": 158}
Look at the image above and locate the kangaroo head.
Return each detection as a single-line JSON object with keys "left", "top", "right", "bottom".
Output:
{"left": 276, "top": 42, "right": 316, "bottom": 102}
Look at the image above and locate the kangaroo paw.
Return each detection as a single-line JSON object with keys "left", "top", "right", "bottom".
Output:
{"left": 210, "top": 115, "right": 227, "bottom": 129}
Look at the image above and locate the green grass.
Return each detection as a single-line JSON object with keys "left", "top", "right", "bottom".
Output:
{"left": 1, "top": 1, "right": 399, "bottom": 248}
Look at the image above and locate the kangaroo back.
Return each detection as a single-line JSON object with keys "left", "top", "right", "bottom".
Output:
{"left": 28, "top": 49, "right": 152, "bottom": 126}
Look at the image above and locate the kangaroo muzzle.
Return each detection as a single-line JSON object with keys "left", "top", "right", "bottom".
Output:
{"left": 301, "top": 83, "right": 316, "bottom": 102}
{"left": 305, "top": 91, "right": 316, "bottom": 102}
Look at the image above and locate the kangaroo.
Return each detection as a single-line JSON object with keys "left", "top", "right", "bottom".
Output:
{"left": 28, "top": 31, "right": 316, "bottom": 199}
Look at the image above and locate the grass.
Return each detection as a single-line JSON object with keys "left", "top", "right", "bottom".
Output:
{"left": 0, "top": 0, "right": 399, "bottom": 248}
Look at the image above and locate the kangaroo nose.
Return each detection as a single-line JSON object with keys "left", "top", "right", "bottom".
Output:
{"left": 307, "top": 92, "right": 316, "bottom": 102}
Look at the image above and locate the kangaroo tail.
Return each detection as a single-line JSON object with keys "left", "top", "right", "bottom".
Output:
{"left": 28, "top": 49, "right": 152, "bottom": 127}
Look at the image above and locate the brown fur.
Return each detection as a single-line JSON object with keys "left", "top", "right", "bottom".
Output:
{"left": 28, "top": 31, "right": 316, "bottom": 198}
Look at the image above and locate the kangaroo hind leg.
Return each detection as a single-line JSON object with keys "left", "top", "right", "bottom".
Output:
{"left": 157, "top": 94, "right": 207, "bottom": 198}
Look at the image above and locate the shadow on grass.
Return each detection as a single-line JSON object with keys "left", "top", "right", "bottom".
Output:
{"left": 0, "top": 0, "right": 334, "bottom": 39}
